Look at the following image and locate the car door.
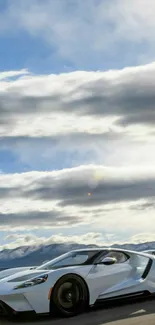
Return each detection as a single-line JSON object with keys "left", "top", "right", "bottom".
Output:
{"left": 86, "top": 250, "right": 133, "bottom": 302}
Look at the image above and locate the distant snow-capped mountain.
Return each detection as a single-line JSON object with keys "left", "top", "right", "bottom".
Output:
{"left": 0, "top": 241, "right": 155, "bottom": 269}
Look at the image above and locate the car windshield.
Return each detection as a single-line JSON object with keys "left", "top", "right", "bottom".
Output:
{"left": 36, "top": 251, "right": 94, "bottom": 270}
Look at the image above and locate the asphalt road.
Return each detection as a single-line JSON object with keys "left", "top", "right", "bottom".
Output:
{"left": 0, "top": 298, "right": 155, "bottom": 325}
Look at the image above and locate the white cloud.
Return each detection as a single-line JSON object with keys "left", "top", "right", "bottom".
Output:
{"left": 1, "top": 63, "right": 155, "bottom": 140}
{"left": 0, "top": 63, "right": 155, "bottom": 243}
{"left": 0, "top": 69, "right": 29, "bottom": 81}
{"left": 1, "top": 1, "right": 155, "bottom": 249}
{"left": 130, "top": 233, "right": 155, "bottom": 244}
{"left": 0, "top": 165, "right": 155, "bottom": 240}
{"left": 3, "top": 232, "right": 103, "bottom": 250}
{"left": 2, "top": 230, "right": 155, "bottom": 251}
{"left": 1, "top": 63, "right": 155, "bottom": 168}
{"left": 1, "top": 0, "right": 155, "bottom": 67}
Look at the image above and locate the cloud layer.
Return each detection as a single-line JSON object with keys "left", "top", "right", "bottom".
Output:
{"left": 1, "top": 63, "right": 155, "bottom": 171}
{"left": 0, "top": 62, "right": 155, "bottom": 246}
{"left": 0, "top": 166, "right": 155, "bottom": 243}
{"left": 1, "top": 63, "right": 155, "bottom": 139}
{"left": 1, "top": 1, "right": 155, "bottom": 249}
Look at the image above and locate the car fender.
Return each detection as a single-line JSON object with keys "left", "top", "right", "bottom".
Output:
{"left": 24, "top": 265, "right": 93, "bottom": 314}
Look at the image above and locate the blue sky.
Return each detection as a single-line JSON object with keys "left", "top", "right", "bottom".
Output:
{"left": 1, "top": 0, "right": 155, "bottom": 250}
{"left": 1, "top": 0, "right": 155, "bottom": 75}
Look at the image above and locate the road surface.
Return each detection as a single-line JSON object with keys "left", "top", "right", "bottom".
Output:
{"left": 0, "top": 298, "right": 155, "bottom": 325}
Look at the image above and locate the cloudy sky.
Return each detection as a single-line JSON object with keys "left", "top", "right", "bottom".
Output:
{"left": 1, "top": 0, "right": 155, "bottom": 250}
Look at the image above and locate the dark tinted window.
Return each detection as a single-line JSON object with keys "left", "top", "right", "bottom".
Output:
{"left": 37, "top": 250, "right": 98, "bottom": 270}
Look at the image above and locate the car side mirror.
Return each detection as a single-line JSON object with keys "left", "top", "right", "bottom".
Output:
{"left": 99, "top": 257, "right": 117, "bottom": 265}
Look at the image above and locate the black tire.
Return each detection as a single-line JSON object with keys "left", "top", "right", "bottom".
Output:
{"left": 50, "top": 274, "right": 89, "bottom": 317}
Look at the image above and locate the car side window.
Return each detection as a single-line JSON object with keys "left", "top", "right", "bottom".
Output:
{"left": 50, "top": 253, "right": 89, "bottom": 268}
{"left": 99, "top": 251, "right": 129, "bottom": 264}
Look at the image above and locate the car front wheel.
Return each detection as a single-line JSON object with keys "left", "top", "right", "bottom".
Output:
{"left": 51, "top": 274, "right": 89, "bottom": 317}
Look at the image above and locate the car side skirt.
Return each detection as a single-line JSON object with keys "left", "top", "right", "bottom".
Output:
{"left": 95, "top": 290, "right": 151, "bottom": 306}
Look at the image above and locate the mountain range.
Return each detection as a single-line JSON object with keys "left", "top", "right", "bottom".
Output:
{"left": 0, "top": 241, "right": 155, "bottom": 270}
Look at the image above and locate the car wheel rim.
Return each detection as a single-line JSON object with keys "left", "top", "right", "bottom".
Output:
{"left": 57, "top": 280, "right": 84, "bottom": 312}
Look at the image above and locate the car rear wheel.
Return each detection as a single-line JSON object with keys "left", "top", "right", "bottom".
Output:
{"left": 51, "top": 274, "right": 89, "bottom": 317}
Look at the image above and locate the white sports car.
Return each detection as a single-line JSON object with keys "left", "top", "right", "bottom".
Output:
{"left": 0, "top": 248, "right": 155, "bottom": 318}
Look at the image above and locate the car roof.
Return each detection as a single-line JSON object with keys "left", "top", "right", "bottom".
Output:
{"left": 143, "top": 249, "right": 155, "bottom": 252}
{"left": 70, "top": 247, "right": 113, "bottom": 252}
{"left": 70, "top": 247, "right": 154, "bottom": 257}
{"left": 70, "top": 247, "right": 128, "bottom": 252}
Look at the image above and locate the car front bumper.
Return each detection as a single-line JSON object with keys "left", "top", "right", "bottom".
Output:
{"left": 0, "top": 293, "right": 34, "bottom": 316}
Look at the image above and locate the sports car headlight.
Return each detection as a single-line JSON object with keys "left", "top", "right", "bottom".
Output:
{"left": 13, "top": 274, "right": 48, "bottom": 290}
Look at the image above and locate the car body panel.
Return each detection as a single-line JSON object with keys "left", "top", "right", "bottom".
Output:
{"left": 0, "top": 248, "right": 155, "bottom": 315}
{"left": 86, "top": 260, "right": 133, "bottom": 304}
{"left": 0, "top": 267, "right": 36, "bottom": 281}
{"left": 142, "top": 250, "right": 155, "bottom": 256}
{"left": 22, "top": 265, "right": 93, "bottom": 314}
{"left": 88, "top": 252, "right": 155, "bottom": 304}
{"left": 0, "top": 293, "right": 34, "bottom": 312}
{"left": 0, "top": 265, "right": 93, "bottom": 314}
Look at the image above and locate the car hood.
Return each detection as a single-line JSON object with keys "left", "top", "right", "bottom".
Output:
{"left": 0, "top": 268, "right": 50, "bottom": 283}
{"left": 0, "top": 268, "right": 51, "bottom": 295}
{"left": 0, "top": 266, "right": 36, "bottom": 280}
